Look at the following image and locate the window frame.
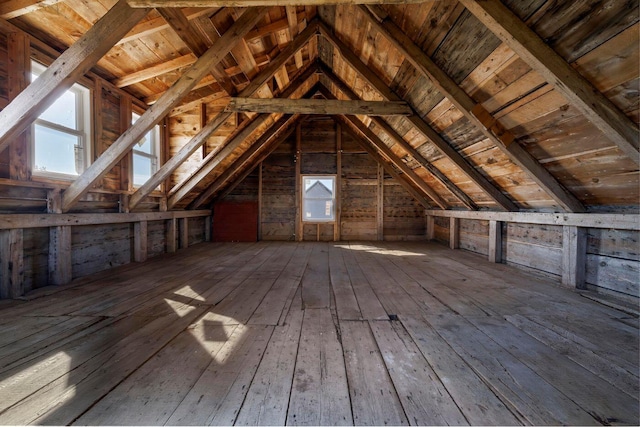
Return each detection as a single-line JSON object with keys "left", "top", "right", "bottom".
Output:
{"left": 131, "top": 111, "right": 161, "bottom": 188}
{"left": 301, "top": 174, "right": 337, "bottom": 223}
{"left": 30, "top": 60, "right": 91, "bottom": 180}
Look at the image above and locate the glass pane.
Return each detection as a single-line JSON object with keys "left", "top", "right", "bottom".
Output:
{"left": 132, "top": 113, "right": 155, "bottom": 154}
{"left": 39, "top": 90, "right": 77, "bottom": 129}
{"left": 304, "top": 178, "right": 334, "bottom": 198}
{"left": 133, "top": 153, "right": 152, "bottom": 186}
{"left": 302, "top": 176, "right": 335, "bottom": 221}
{"left": 33, "top": 125, "right": 81, "bottom": 175}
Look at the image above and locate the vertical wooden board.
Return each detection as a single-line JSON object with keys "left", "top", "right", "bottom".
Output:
{"left": 401, "top": 315, "right": 521, "bottom": 426}
{"left": 165, "top": 324, "right": 274, "bottom": 426}
{"left": 287, "top": 309, "right": 353, "bottom": 426}
{"left": 22, "top": 227, "right": 49, "bottom": 291}
{"left": 73, "top": 323, "right": 239, "bottom": 425}
{"left": 369, "top": 320, "right": 468, "bottom": 426}
{"left": 585, "top": 254, "right": 640, "bottom": 297}
{"left": 146, "top": 220, "right": 166, "bottom": 258}
{"left": 301, "top": 243, "right": 331, "bottom": 309}
{"left": 328, "top": 244, "right": 361, "bottom": 320}
{"left": 459, "top": 219, "right": 490, "bottom": 256}
{"left": 71, "top": 224, "right": 131, "bottom": 278}
{"left": 340, "top": 246, "right": 388, "bottom": 321}
{"left": 0, "top": 229, "right": 23, "bottom": 299}
{"left": 49, "top": 225, "right": 72, "bottom": 285}
{"left": 236, "top": 305, "right": 304, "bottom": 426}
{"left": 340, "top": 320, "right": 409, "bottom": 425}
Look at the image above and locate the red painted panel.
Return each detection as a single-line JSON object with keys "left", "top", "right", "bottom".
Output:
{"left": 213, "top": 201, "right": 258, "bottom": 242}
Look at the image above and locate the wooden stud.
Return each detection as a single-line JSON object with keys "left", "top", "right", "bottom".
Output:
{"left": 93, "top": 79, "right": 104, "bottom": 161}
{"left": 295, "top": 121, "right": 302, "bottom": 242}
{"left": 61, "top": 7, "right": 268, "bottom": 212}
{"left": 200, "top": 102, "right": 208, "bottom": 157}
{"left": 0, "top": 229, "right": 24, "bottom": 298}
{"left": 119, "top": 194, "right": 130, "bottom": 213}
{"left": 334, "top": 123, "right": 342, "bottom": 242}
{"left": 113, "top": 54, "right": 197, "bottom": 88}
{"left": 48, "top": 226, "right": 71, "bottom": 286}
{"left": 376, "top": 163, "right": 384, "bottom": 241}
{"left": 7, "top": 31, "right": 31, "bottom": 181}
{"left": 460, "top": 0, "right": 639, "bottom": 165}
{"left": 0, "top": 0, "right": 150, "bottom": 154}
{"left": 120, "top": 95, "right": 133, "bottom": 193}
{"left": 449, "top": 217, "right": 459, "bottom": 250}
{"left": 179, "top": 217, "right": 189, "bottom": 249}
{"left": 204, "top": 215, "right": 212, "bottom": 242}
{"left": 488, "top": 220, "right": 502, "bottom": 263}
{"left": 166, "top": 218, "right": 177, "bottom": 253}
{"left": 134, "top": 220, "right": 148, "bottom": 262}
{"left": 258, "top": 162, "right": 263, "bottom": 241}
{"left": 426, "top": 215, "right": 435, "bottom": 241}
{"left": 562, "top": 225, "right": 587, "bottom": 289}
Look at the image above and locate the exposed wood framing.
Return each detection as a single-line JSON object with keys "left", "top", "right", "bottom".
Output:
{"left": 128, "top": 21, "right": 318, "bottom": 210}
{"left": 335, "top": 122, "right": 342, "bottom": 241}
{"left": 376, "top": 163, "right": 384, "bottom": 240}
{"left": 166, "top": 218, "right": 177, "bottom": 253}
{"left": 0, "top": 0, "right": 150, "bottom": 154}
{"left": 320, "top": 64, "right": 477, "bottom": 210}
{"left": 449, "top": 217, "right": 459, "bottom": 249}
{"left": 459, "top": 0, "right": 639, "bottom": 165}
{"left": 426, "top": 215, "right": 435, "bottom": 240}
{"left": 127, "top": 0, "right": 430, "bottom": 6}
{"left": 179, "top": 217, "right": 188, "bottom": 249}
{"left": 113, "top": 54, "right": 197, "bottom": 88}
{"left": 134, "top": 220, "right": 148, "bottom": 262}
{"left": 225, "top": 97, "right": 412, "bottom": 116}
{"left": 318, "top": 20, "right": 517, "bottom": 212}
{"left": 257, "top": 163, "right": 263, "bottom": 240}
{"left": 488, "top": 220, "right": 502, "bottom": 263}
{"left": 295, "top": 121, "right": 302, "bottom": 241}
{"left": 362, "top": 4, "right": 585, "bottom": 213}
{"left": 0, "top": 0, "right": 63, "bottom": 20}
{"left": 61, "top": 7, "right": 268, "bottom": 212}
{"left": 7, "top": 31, "right": 31, "bottom": 181}
{"left": 0, "top": 229, "right": 23, "bottom": 299}
{"left": 157, "top": 7, "right": 236, "bottom": 96}
{"left": 342, "top": 114, "right": 448, "bottom": 209}
{"left": 48, "top": 226, "right": 71, "bottom": 285}
{"left": 562, "top": 225, "right": 587, "bottom": 289}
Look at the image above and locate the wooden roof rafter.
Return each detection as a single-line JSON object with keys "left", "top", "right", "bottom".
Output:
{"left": 0, "top": 0, "right": 64, "bottom": 20}
{"left": 360, "top": 4, "right": 586, "bottom": 213}
{"left": 61, "top": 6, "right": 269, "bottom": 212}
{"left": 316, "top": 19, "right": 518, "bottom": 212}
{"left": 459, "top": 0, "right": 640, "bottom": 166}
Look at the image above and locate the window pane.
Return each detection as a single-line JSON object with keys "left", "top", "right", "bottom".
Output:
{"left": 133, "top": 153, "right": 153, "bottom": 186}
{"left": 39, "top": 90, "right": 77, "bottom": 129}
{"left": 302, "top": 176, "right": 335, "bottom": 221}
{"left": 33, "top": 125, "right": 81, "bottom": 175}
{"left": 135, "top": 130, "right": 153, "bottom": 154}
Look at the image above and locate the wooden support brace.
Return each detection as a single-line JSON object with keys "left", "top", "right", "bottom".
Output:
{"left": 562, "top": 225, "right": 587, "bottom": 289}
{"left": 0, "top": 229, "right": 24, "bottom": 298}
{"left": 376, "top": 163, "right": 384, "bottom": 241}
{"left": 179, "top": 217, "right": 189, "bottom": 249}
{"left": 449, "top": 217, "right": 459, "bottom": 250}
{"left": 295, "top": 121, "right": 302, "bottom": 242}
{"left": 134, "top": 220, "right": 148, "bottom": 262}
{"left": 48, "top": 226, "right": 71, "bottom": 286}
{"left": 166, "top": 218, "right": 177, "bottom": 253}
{"left": 426, "top": 215, "right": 435, "bottom": 241}
{"left": 205, "top": 215, "right": 212, "bottom": 242}
{"left": 488, "top": 220, "right": 503, "bottom": 263}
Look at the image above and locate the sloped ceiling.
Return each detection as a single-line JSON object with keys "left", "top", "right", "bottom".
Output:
{"left": 1, "top": 0, "right": 638, "bottom": 213}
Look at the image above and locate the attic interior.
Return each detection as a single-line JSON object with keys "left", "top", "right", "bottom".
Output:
{"left": 0, "top": 0, "right": 638, "bottom": 425}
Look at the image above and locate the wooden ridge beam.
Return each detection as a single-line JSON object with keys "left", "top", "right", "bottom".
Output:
{"left": 341, "top": 114, "right": 448, "bottom": 209}
{"left": 319, "top": 65, "right": 477, "bottom": 210}
{"left": 129, "top": 27, "right": 318, "bottom": 210}
{"left": 338, "top": 119, "right": 434, "bottom": 210}
{"left": 157, "top": 7, "right": 236, "bottom": 96}
{"left": 128, "top": 0, "right": 431, "bottom": 7}
{"left": 225, "top": 97, "right": 412, "bottom": 116}
{"left": 191, "top": 113, "right": 299, "bottom": 208}
{"left": 361, "top": 4, "right": 585, "bottom": 213}
{"left": 318, "top": 20, "right": 518, "bottom": 212}
{"left": 167, "top": 60, "right": 317, "bottom": 208}
{"left": 113, "top": 53, "right": 197, "bottom": 87}
{"left": 459, "top": 0, "right": 639, "bottom": 165}
{"left": 0, "top": 0, "right": 150, "bottom": 154}
{"left": 61, "top": 6, "right": 268, "bottom": 212}
{"left": 0, "top": 0, "right": 63, "bottom": 19}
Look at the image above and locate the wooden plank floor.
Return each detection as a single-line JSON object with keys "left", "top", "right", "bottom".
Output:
{"left": 0, "top": 241, "right": 637, "bottom": 426}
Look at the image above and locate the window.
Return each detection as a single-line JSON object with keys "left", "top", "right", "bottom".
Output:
{"left": 31, "top": 61, "right": 91, "bottom": 178}
{"left": 131, "top": 112, "right": 160, "bottom": 187}
{"left": 302, "top": 176, "right": 336, "bottom": 221}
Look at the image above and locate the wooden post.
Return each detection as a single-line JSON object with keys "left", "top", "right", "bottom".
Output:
{"left": 295, "top": 122, "right": 302, "bottom": 241}
{"left": 7, "top": 31, "right": 31, "bottom": 181}
{"left": 179, "top": 217, "right": 189, "bottom": 249}
{"left": 376, "top": 163, "right": 384, "bottom": 241}
{"left": 134, "top": 220, "right": 148, "bottom": 262}
{"left": 562, "top": 225, "right": 587, "bottom": 289}
{"left": 426, "top": 215, "right": 435, "bottom": 241}
{"left": 166, "top": 218, "right": 177, "bottom": 253}
{"left": 488, "top": 220, "right": 503, "bottom": 263}
{"left": 205, "top": 215, "right": 212, "bottom": 242}
{"left": 258, "top": 162, "right": 263, "bottom": 241}
{"left": 120, "top": 95, "right": 133, "bottom": 192}
{"left": 449, "top": 217, "right": 459, "bottom": 249}
{"left": 0, "top": 229, "right": 24, "bottom": 298}
{"left": 334, "top": 123, "right": 342, "bottom": 241}
{"left": 119, "top": 194, "right": 130, "bottom": 213}
{"left": 48, "top": 189, "right": 72, "bottom": 286}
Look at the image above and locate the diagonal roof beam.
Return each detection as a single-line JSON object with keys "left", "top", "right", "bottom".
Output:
{"left": 320, "top": 64, "right": 477, "bottom": 210}
{"left": 113, "top": 53, "right": 197, "bottom": 88}
{"left": 157, "top": 7, "right": 236, "bottom": 96}
{"left": 128, "top": 0, "right": 432, "bottom": 6}
{"left": 337, "top": 117, "right": 435, "bottom": 210}
{"left": 361, "top": 4, "right": 585, "bottom": 213}
{"left": 61, "top": 6, "right": 268, "bottom": 212}
{"left": 0, "top": 0, "right": 63, "bottom": 19}
{"left": 167, "top": 60, "right": 318, "bottom": 208}
{"left": 190, "top": 113, "right": 300, "bottom": 208}
{"left": 129, "top": 24, "right": 319, "bottom": 210}
{"left": 317, "top": 20, "right": 517, "bottom": 212}
{"left": 459, "top": 0, "right": 639, "bottom": 165}
{"left": 0, "top": 0, "right": 150, "bottom": 154}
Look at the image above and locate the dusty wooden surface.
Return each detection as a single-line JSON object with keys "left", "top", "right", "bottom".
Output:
{"left": 0, "top": 240, "right": 636, "bottom": 425}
